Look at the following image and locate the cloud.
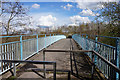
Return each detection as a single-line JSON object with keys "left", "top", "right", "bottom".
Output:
{"left": 38, "top": 15, "right": 57, "bottom": 26}
{"left": 61, "top": 3, "right": 73, "bottom": 10}
{"left": 68, "top": 23, "right": 78, "bottom": 26}
{"left": 79, "top": 9, "right": 99, "bottom": 16}
{"left": 76, "top": 2, "right": 104, "bottom": 10}
{"left": 62, "top": 0, "right": 75, "bottom": 2}
{"left": 29, "top": 13, "right": 70, "bottom": 27}
{"left": 70, "top": 15, "right": 91, "bottom": 24}
{"left": 32, "top": 4, "right": 40, "bottom": 9}
{"left": 62, "top": 0, "right": 118, "bottom": 10}
{"left": 62, "top": 0, "right": 118, "bottom": 2}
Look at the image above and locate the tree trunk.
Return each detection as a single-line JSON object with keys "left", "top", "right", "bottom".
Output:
{"left": 6, "top": 19, "right": 11, "bottom": 35}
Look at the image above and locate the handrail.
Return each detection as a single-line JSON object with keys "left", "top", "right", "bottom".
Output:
{"left": 92, "top": 51, "right": 120, "bottom": 74}
{"left": 0, "top": 35, "right": 66, "bottom": 75}
{"left": 1, "top": 60, "right": 56, "bottom": 64}
{"left": 1, "top": 49, "right": 120, "bottom": 79}
{"left": 44, "top": 49, "right": 120, "bottom": 76}
{"left": 0, "top": 34, "right": 58, "bottom": 38}
{"left": 87, "top": 38, "right": 116, "bottom": 49}
{"left": 0, "top": 34, "right": 45, "bottom": 38}
{"left": 72, "top": 34, "right": 120, "bottom": 79}
{"left": 78, "top": 34, "right": 120, "bottom": 39}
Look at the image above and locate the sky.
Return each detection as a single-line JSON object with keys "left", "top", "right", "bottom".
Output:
{"left": 23, "top": 1, "right": 101, "bottom": 29}
{"left": 1, "top": 0, "right": 119, "bottom": 30}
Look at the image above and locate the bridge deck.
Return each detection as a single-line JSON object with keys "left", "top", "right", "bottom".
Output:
{"left": 8, "top": 39, "right": 101, "bottom": 79}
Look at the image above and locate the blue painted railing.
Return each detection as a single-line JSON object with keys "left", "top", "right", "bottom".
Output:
{"left": 0, "top": 34, "right": 66, "bottom": 74}
{"left": 72, "top": 34, "right": 120, "bottom": 80}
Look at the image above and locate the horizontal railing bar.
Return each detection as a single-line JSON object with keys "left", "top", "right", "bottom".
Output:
{"left": 88, "top": 38, "right": 95, "bottom": 42}
{"left": 92, "top": 51, "right": 120, "bottom": 74}
{"left": 1, "top": 60, "right": 56, "bottom": 64}
{"left": 88, "top": 38, "right": 116, "bottom": 49}
{"left": 0, "top": 41, "right": 20, "bottom": 45}
{"left": 22, "top": 38, "right": 36, "bottom": 42}
{"left": 96, "top": 41, "right": 116, "bottom": 49}
{"left": 44, "top": 49, "right": 92, "bottom": 53}
{"left": 0, "top": 35, "right": 20, "bottom": 38}
{"left": 38, "top": 37, "right": 45, "bottom": 39}
{"left": 0, "top": 34, "right": 46, "bottom": 38}
{"left": 97, "top": 35, "right": 120, "bottom": 39}
{"left": 81, "top": 36, "right": 116, "bottom": 49}
{"left": 23, "top": 34, "right": 37, "bottom": 36}
{"left": 78, "top": 34, "right": 120, "bottom": 39}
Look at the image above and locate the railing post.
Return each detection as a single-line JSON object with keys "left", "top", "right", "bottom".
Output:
{"left": 20, "top": 35, "right": 23, "bottom": 60}
{"left": 13, "top": 51, "right": 16, "bottom": 76}
{"left": 68, "top": 71, "right": 71, "bottom": 80}
{"left": 43, "top": 51, "right": 46, "bottom": 78}
{"left": 44, "top": 34, "right": 46, "bottom": 48}
{"left": 53, "top": 62, "right": 56, "bottom": 80}
{"left": 36, "top": 34, "right": 38, "bottom": 53}
{"left": 95, "top": 36, "right": 98, "bottom": 64}
{"left": 81, "top": 34, "right": 83, "bottom": 49}
{"left": 91, "top": 51, "right": 95, "bottom": 79}
{"left": 116, "top": 38, "right": 120, "bottom": 79}
{"left": 53, "top": 34, "right": 54, "bottom": 43}
{"left": 86, "top": 34, "right": 88, "bottom": 51}
{"left": 50, "top": 34, "right": 51, "bottom": 44}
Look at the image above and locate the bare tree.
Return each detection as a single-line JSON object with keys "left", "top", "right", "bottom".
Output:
{"left": 1, "top": 2, "right": 30, "bottom": 35}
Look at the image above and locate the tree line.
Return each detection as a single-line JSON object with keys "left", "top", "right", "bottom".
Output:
{"left": 0, "top": 2, "right": 119, "bottom": 46}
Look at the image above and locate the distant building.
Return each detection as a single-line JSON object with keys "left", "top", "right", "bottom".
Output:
{"left": 37, "top": 25, "right": 50, "bottom": 32}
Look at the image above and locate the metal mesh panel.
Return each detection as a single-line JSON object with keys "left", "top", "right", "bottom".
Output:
{"left": 72, "top": 34, "right": 119, "bottom": 79}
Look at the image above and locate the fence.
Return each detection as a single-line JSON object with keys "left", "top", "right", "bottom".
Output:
{"left": 72, "top": 34, "right": 120, "bottom": 80}
{"left": 0, "top": 34, "right": 66, "bottom": 74}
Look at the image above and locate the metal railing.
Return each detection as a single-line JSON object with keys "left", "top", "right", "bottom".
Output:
{"left": 43, "top": 49, "right": 120, "bottom": 79}
{"left": 1, "top": 49, "right": 120, "bottom": 80}
{"left": 0, "top": 34, "right": 66, "bottom": 74}
{"left": 72, "top": 34, "right": 120, "bottom": 80}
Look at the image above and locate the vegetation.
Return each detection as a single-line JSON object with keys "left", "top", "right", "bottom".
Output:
{"left": 97, "top": 2, "right": 120, "bottom": 37}
{"left": 0, "top": 2, "right": 119, "bottom": 46}
{"left": 54, "top": 2, "right": 119, "bottom": 36}
{"left": 1, "top": 2, "right": 31, "bottom": 35}
{"left": 52, "top": 2, "right": 119, "bottom": 46}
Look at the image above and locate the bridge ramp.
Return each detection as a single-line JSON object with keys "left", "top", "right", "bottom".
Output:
{"left": 10, "top": 39, "right": 100, "bottom": 79}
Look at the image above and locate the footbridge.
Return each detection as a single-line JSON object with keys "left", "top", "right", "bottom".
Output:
{"left": 0, "top": 34, "right": 120, "bottom": 80}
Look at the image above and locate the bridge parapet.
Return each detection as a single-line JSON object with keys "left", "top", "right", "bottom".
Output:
{"left": 72, "top": 34, "right": 120, "bottom": 80}
{"left": 0, "top": 34, "right": 66, "bottom": 74}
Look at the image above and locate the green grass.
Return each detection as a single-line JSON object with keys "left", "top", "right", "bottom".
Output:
{"left": 7, "top": 76, "right": 17, "bottom": 80}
